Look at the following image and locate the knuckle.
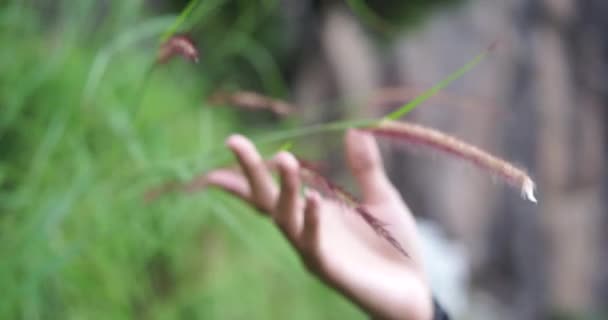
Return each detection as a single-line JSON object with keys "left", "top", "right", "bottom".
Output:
{"left": 298, "top": 239, "right": 314, "bottom": 256}
{"left": 299, "top": 250, "right": 319, "bottom": 271}
{"left": 282, "top": 181, "right": 297, "bottom": 195}
{"left": 298, "top": 236, "right": 320, "bottom": 262}
{"left": 248, "top": 157, "right": 266, "bottom": 171}
{"left": 300, "top": 251, "right": 330, "bottom": 277}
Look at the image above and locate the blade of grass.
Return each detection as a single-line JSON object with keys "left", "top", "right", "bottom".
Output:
{"left": 160, "top": 0, "right": 200, "bottom": 42}
{"left": 384, "top": 44, "right": 495, "bottom": 121}
{"left": 253, "top": 118, "right": 377, "bottom": 145}
{"left": 82, "top": 17, "right": 175, "bottom": 105}
{"left": 144, "top": 45, "right": 494, "bottom": 181}
{"left": 241, "top": 44, "right": 495, "bottom": 143}
{"left": 278, "top": 141, "right": 294, "bottom": 152}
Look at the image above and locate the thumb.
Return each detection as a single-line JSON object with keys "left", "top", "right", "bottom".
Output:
{"left": 345, "top": 129, "right": 397, "bottom": 204}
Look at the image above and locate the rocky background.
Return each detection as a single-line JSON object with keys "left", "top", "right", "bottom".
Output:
{"left": 279, "top": 0, "right": 606, "bottom": 318}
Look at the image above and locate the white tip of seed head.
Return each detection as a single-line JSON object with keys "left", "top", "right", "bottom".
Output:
{"left": 521, "top": 178, "right": 537, "bottom": 203}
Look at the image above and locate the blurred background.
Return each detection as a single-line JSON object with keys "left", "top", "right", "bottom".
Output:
{"left": 1, "top": 0, "right": 606, "bottom": 319}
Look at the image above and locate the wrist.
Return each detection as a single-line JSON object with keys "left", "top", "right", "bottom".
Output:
{"left": 365, "top": 278, "right": 434, "bottom": 320}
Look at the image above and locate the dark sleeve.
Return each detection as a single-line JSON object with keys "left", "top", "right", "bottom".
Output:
{"left": 433, "top": 298, "right": 450, "bottom": 320}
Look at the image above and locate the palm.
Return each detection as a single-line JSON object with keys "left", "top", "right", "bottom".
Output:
{"left": 316, "top": 199, "right": 410, "bottom": 267}
{"left": 206, "top": 130, "right": 432, "bottom": 320}
{"left": 308, "top": 190, "right": 429, "bottom": 317}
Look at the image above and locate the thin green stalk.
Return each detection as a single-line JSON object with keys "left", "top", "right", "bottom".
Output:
{"left": 146, "top": 44, "right": 492, "bottom": 179}
{"left": 82, "top": 17, "right": 175, "bottom": 105}
{"left": 160, "top": 0, "right": 200, "bottom": 42}
{"left": 385, "top": 45, "right": 493, "bottom": 121}
{"left": 253, "top": 118, "right": 378, "bottom": 145}
{"left": 257, "top": 45, "right": 493, "bottom": 143}
{"left": 141, "top": 118, "right": 377, "bottom": 178}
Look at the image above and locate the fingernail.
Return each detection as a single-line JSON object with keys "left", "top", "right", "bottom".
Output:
{"left": 226, "top": 134, "right": 245, "bottom": 148}
{"left": 275, "top": 151, "right": 298, "bottom": 171}
{"left": 306, "top": 189, "right": 321, "bottom": 203}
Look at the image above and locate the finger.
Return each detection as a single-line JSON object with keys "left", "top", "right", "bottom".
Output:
{"left": 226, "top": 134, "right": 278, "bottom": 212}
{"left": 274, "top": 151, "right": 303, "bottom": 241}
{"left": 301, "top": 190, "right": 321, "bottom": 252}
{"left": 345, "top": 129, "right": 397, "bottom": 204}
{"left": 204, "top": 169, "right": 251, "bottom": 202}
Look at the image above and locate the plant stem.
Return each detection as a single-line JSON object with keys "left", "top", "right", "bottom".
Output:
{"left": 150, "top": 118, "right": 373, "bottom": 171}
{"left": 254, "top": 44, "right": 493, "bottom": 144}
{"left": 160, "top": 0, "right": 200, "bottom": 42}
{"left": 252, "top": 118, "right": 379, "bottom": 145}
{"left": 147, "top": 44, "right": 492, "bottom": 177}
{"left": 385, "top": 46, "right": 492, "bottom": 121}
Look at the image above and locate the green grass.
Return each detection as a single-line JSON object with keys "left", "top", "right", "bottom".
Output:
{"left": 0, "top": 1, "right": 365, "bottom": 319}
{"left": 0, "top": 0, "right": 491, "bottom": 318}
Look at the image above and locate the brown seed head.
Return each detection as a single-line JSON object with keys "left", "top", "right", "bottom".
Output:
{"left": 366, "top": 120, "right": 537, "bottom": 203}
{"left": 157, "top": 34, "right": 199, "bottom": 64}
{"left": 207, "top": 91, "right": 294, "bottom": 116}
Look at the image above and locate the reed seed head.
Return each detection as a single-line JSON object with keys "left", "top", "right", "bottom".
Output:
{"left": 366, "top": 120, "right": 538, "bottom": 203}
{"left": 207, "top": 91, "right": 294, "bottom": 116}
{"left": 157, "top": 34, "right": 199, "bottom": 64}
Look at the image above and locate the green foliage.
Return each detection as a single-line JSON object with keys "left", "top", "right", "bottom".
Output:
{"left": 0, "top": 1, "right": 364, "bottom": 319}
{"left": 0, "top": 0, "right": 485, "bottom": 318}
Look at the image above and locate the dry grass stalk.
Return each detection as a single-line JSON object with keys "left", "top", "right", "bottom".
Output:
{"left": 366, "top": 120, "right": 537, "bottom": 203}
{"left": 146, "top": 158, "right": 410, "bottom": 257}
{"left": 207, "top": 91, "right": 294, "bottom": 116}
{"left": 297, "top": 159, "right": 410, "bottom": 258}
{"left": 144, "top": 160, "right": 281, "bottom": 202}
{"left": 157, "top": 34, "right": 199, "bottom": 64}
{"left": 368, "top": 86, "right": 498, "bottom": 114}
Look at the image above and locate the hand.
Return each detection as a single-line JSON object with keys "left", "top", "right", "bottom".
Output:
{"left": 205, "top": 129, "right": 433, "bottom": 320}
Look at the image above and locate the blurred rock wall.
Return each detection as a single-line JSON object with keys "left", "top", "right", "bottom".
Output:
{"left": 289, "top": 0, "right": 607, "bottom": 318}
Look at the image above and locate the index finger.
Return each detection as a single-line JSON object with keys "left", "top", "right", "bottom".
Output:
{"left": 226, "top": 134, "right": 278, "bottom": 213}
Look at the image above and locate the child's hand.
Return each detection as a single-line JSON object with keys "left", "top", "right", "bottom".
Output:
{"left": 206, "top": 129, "right": 433, "bottom": 320}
